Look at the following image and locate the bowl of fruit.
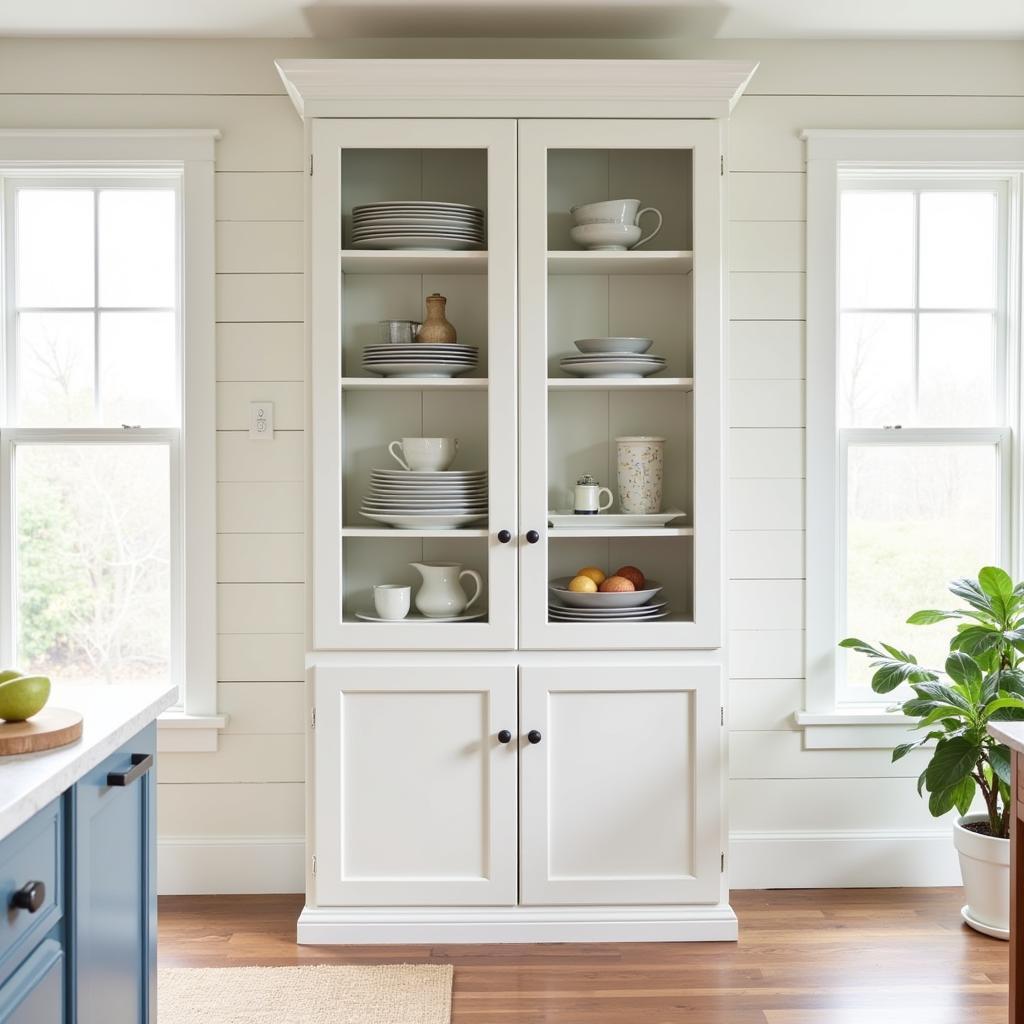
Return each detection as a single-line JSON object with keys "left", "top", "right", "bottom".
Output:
{"left": 549, "top": 565, "right": 662, "bottom": 609}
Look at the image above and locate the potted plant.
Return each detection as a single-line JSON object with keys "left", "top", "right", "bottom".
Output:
{"left": 841, "top": 566, "right": 1024, "bottom": 939}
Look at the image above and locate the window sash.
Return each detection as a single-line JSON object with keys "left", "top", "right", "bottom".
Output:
{"left": 2, "top": 175, "right": 183, "bottom": 428}
{"left": 0, "top": 427, "right": 182, "bottom": 687}
{"left": 835, "top": 426, "right": 1012, "bottom": 706}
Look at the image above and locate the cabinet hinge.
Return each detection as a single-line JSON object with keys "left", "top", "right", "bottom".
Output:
{"left": 309, "top": 153, "right": 314, "bottom": 176}
{"left": 721, "top": 852, "right": 725, "bottom": 872}
{"left": 720, "top": 705, "right": 724, "bottom": 726}
{"left": 312, "top": 855, "right": 317, "bottom": 876}
{"left": 720, "top": 154, "right": 725, "bottom": 176}
{"left": 311, "top": 707, "right": 316, "bottom": 730}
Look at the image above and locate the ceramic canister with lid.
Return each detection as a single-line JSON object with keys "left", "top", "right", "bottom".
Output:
{"left": 616, "top": 437, "right": 665, "bottom": 514}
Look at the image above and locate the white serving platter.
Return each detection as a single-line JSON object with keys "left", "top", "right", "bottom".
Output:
{"left": 364, "top": 362, "right": 478, "bottom": 377}
{"left": 548, "top": 577, "right": 664, "bottom": 609}
{"left": 356, "top": 609, "right": 488, "bottom": 623}
{"left": 547, "top": 509, "right": 687, "bottom": 529}
{"left": 558, "top": 358, "right": 666, "bottom": 378}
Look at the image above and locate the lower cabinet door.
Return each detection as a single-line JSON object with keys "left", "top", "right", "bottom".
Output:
{"left": 313, "top": 666, "right": 518, "bottom": 906}
{"left": 74, "top": 724, "right": 156, "bottom": 1024}
{"left": 0, "top": 940, "right": 63, "bottom": 1024}
{"left": 519, "top": 665, "right": 722, "bottom": 905}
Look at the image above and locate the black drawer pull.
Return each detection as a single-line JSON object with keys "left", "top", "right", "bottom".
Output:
{"left": 12, "top": 881, "right": 45, "bottom": 914}
{"left": 527, "top": 730, "right": 542, "bottom": 744}
{"left": 107, "top": 753, "right": 154, "bottom": 787}
{"left": 497, "top": 729, "right": 512, "bottom": 743}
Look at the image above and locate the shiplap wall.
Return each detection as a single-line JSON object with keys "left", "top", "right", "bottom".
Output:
{"left": 2, "top": 35, "right": 1022, "bottom": 893}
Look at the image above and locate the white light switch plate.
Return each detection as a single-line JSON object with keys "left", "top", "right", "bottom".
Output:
{"left": 249, "top": 401, "right": 274, "bottom": 440}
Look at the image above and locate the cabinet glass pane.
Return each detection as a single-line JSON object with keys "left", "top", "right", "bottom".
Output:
{"left": 845, "top": 443, "right": 999, "bottom": 693}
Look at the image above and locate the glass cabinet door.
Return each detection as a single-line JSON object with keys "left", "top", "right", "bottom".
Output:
{"left": 518, "top": 119, "right": 723, "bottom": 650}
{"left": 311, "top": 119, "right": 517, "bottom": 649}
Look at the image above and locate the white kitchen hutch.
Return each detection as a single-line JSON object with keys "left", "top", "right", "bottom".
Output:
{"left": 277, "top": 58, "right": 756, "bottom": 943}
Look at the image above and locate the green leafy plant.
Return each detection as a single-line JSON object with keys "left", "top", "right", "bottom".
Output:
{"left": 841, "top": 567, "right": 1024, "bottom": 839}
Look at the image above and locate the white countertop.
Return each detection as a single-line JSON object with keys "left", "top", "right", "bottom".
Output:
{"left": 0, "top": 680, "right": 178, "bottom": 841}
{"left": 989, "top": 721, "right": 1024, "bottom": 756}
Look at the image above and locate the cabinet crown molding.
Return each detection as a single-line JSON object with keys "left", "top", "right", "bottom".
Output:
{"left": 275, "top": 58, "right": 758, "bottom": 119}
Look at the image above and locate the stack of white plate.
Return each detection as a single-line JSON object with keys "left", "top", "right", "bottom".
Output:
{"left": 560, "top": 353, "right": 666, "bottom": 379}
{"left": 351, "top": 202, "right": 485, "bottom": 250}
{"left": 548, "top": 602, "right": 669, "bottom": 622}
{"left": 363, "top": 344, "right": 479, "bottom": 379}
{"left": 547, "top": 576, "right": 669, "bottom": 621}
{"left": 360, "top": 469, "right": 488, "bottom": 530}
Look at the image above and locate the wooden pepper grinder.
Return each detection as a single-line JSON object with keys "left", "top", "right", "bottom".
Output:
{"left": 416, "top": 293, "right": 457, "bottom": 343}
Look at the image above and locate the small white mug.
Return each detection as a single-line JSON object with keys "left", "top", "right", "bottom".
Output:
{"left": 373, "top": 584, "right": 411, "bottom": 620}
{"left": 388, "top": 437, "right": 458, "bottom": 472}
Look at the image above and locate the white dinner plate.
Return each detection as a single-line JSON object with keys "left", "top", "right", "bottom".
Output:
{"left": 363, "top": 352, "right": 477, "bottom": 361}
{"left": 355, "top": 609, "right": 487, "bottom": 623}
{"left": 547, "top": 600, "right": 667, "bottom": 618}
{"left": 364, "top": 345, "right": 478, "bottom": 355}
{"left": 353, "top": 228, "right": 483, "bottom": 239}
{"left": 351, "top": 236, "right": 485, "bottom": 251}
{"left": 547, "top": 509, "right": 687, "bottom": 529}
{"left": 372, "top": 469, "right": 485, "bottom": 478}
{"left": 364, "top": 362, "right": 478, "bottom": 377}
{"left": 548, "top": 577, "right": 664, "bottom": 608}
{"left": 549, "top": 609, "right": 670, "bottom": 622}
{"left": 559, "top": 359, "right": 667, "bottom": 378}
{"left": 359, "top": 511, "right": 487, "bottom": 529}
{"left": 354, "top": 200, "right": 483, "bottom": 211}
{"left": 561, "top": 354, "right": 665, "bottom": 363}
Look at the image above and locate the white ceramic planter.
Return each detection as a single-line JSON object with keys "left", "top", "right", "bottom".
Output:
{"left": 954, "top": 813, "right": 1009, "bottom": 940}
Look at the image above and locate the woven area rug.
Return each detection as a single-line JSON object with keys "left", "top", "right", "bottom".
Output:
{"left": 159, "top": 964, "right": 453, "bottom": 1024}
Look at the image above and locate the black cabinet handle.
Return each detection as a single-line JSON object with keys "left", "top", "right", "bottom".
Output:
{"left": 497, "top": 729, "right": 512, "bottom": 743}
{"left": 525, "top": 530, "right": 540, "bottom": 544}
{"left": 12, "top": 881, "right": 45, "bottom": 914}
{"left": 527, "top": 730, "right": 542, "bottom": 744}
{"left": 107, "top": 753, "right": 154, "bottom": 788}
{"left": 497, "top": 530, "right": 512, "bottom": 544}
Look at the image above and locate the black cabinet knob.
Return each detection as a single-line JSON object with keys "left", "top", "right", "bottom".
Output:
{"left": 12, "top": 881, "right": 45, "bottom": 914}
{"left": 527, "top": 730, "right": 542, "bottom": 744}
{"left": 497, "top": 530, "right": 512, "bottom": 544}
{"left": 525, "top": 530, "right": 540, "bottom": 544}
{"left": 497, "top": 729, "right": 512, "bottom": 743}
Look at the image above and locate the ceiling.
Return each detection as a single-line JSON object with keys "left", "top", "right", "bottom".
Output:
{"left": 1, "top": 0, "right": 1022, "bottom": 39}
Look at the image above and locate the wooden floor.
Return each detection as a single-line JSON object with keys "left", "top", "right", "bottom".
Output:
{"left": 159, "top": 888, "right": 1008, "bottom": 1023}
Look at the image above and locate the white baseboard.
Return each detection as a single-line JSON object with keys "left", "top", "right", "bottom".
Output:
{"left": 729, "top": 829, "right": 962, "bottom": 889}
{"left": 158, "top": 829, "right": 963, "bottom": 897}
{"left": 158, "top": 835, "right": 305, "bottom": 895}
{"left": 297, "top": 904, "right": 738, "bottom": 944}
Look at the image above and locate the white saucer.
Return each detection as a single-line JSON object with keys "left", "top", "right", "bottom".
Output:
{"left": 960, "top": 905, "right": 1009, "bottom": 940}
{"left": 356, "top": 609, "right": 487, "bottom": 623}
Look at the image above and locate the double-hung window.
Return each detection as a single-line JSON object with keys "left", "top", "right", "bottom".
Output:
{"left": 0, "top": 131, "right": 218, "bottom": 735}
{"left": 804, "top": 131, "right": 1024, "bottom": 724}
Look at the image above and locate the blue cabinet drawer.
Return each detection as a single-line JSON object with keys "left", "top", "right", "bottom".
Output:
{"left": 0, "top": 939, "right": 63, "bottom": 1024}
{"left": 0, "top": 803, "right": 61, "bottom": 988}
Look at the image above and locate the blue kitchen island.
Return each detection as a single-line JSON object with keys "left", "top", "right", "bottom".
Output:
{"left": 0, "top": 682, "right": 177, "bottom": 1023}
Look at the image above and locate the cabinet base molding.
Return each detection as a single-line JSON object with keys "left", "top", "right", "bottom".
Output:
{"left": 297, "top": 904, "right": 738, "bottom": 944}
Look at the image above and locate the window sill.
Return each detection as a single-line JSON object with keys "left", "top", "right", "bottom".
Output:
{"left": 157, "top": 711, "right": 228, "bottom": 753}
{"left": 794, "top": 708, "right": 916, "bottom": 749}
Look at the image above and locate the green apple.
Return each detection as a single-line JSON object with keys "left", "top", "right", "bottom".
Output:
{"left": 0, "top": 675, "right": 50, "bottom": 722}
{"left": 0, "top": 669, "right": 23, "bottom": 685}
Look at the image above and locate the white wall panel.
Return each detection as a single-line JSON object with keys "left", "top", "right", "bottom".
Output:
{"left": 218, "top": 633, "right": 304, "bottom": 682}
{"left": 729, "top": 429, "right": 804, "bottom": 477}
{"left": 728, "top": 530, "right": 805, "bottom": 579}
{"left": 216, "top": 171, "right": 304, "bottom": 221}
{"left": 217, "top": 481, "right": 304, "bottom": 533}
{"left": 729, "top": 321, "right": 805, "bottom": 380}
{"left": 217, "top": 323, "right": 305, "bottom": 382}
{"left": 217, "top": 533, "right": 304, "bottom": 583}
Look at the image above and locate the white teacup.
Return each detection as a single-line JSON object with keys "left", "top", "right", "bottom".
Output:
{"left": 388, "top": 437, "right": 458, "bottom": 472}
{"left": 570, "top": 198, "right": 662, "bottom": 249}
{"left": 570, "top": 222, "right": 642, "bottom": 252}
{"left": 373, "top": 584, "right": 411, "bottom": 620}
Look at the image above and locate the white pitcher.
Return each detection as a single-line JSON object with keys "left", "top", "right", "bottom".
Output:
{"left": 411, "top": 562, "right": 482, "bottom": 618}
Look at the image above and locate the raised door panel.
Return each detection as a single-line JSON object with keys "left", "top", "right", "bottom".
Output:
{"left": 0, "top": 940, "right": 63, "bottom": 1024}
{"left": 73, "top": 724, "right": 156, "bottom": 1024}
{"left": 313, "top": 665, "right": 517, "bottom": 906}
{"left": 311, "top": 118, "right": 518, "bottom": 651}
{"left": 519, "top": 665, "right": 721, "bottom": 905}
{"left": 518, "top": 118, "right": 723, "bottom": 651}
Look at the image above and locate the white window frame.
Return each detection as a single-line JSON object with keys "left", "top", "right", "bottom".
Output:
{"left": 0, "top": 130, "right": 223, "bottom": 750}
{"left": 799, "top": 130, "right": 1024, "bottom": 747}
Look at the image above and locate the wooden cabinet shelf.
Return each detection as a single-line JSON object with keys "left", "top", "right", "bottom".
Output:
{"left": 547, "top": 250, "right": 693, "bottom": 275}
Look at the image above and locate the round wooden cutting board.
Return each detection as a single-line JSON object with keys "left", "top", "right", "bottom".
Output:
{"left": 0, "top": 708, "right": 83, "bottom": 756}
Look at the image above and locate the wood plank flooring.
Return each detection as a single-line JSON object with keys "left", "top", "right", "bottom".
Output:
{"left": 159, "top": 888, "right": 1007, "bottom": 1023}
